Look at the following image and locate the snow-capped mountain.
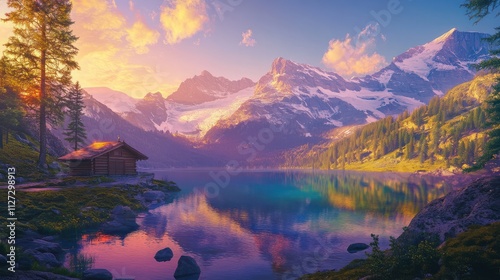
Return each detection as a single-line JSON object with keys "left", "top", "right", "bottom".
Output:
{"left": 51, "top": 91, "right": 218, "bottom": 167}
{"left": 203, "top": 29, "right": 491, "bottom": 157}
{"left": 79, "top": 28, "right": 492, "bottom": 166}
{"left": 85, "top": 72, "right": 256, "bottom": 138}
{"left": 84, "top": 87, "right": 140, "bottom": 113}
{"left": 166, "top": 70, "right": 255, "bottom": 105}
{"left": 365, "top": 28, "right": 491, "bottom": 103}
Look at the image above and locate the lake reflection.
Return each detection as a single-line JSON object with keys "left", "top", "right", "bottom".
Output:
{"left": 74, "top": 170, "right": 453, "bottom": 280}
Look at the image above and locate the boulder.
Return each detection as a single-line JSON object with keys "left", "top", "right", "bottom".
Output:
{"left": 101, "top": 206, "right": 139, "bottom": 234}
{"left": 24, "top": 250, "right": 62, "bottom": 268}
{"left": 19, "top": 239, "right": 63, "bottom": 255}
{"left": 143, "top": 191, "right": 165, "bottom": 202}
{"left": 174, "top": 256, "right": 201, "bottom": 279}
{"left": 399, "top": 176, "right": 500, "bottom": 244}
{"left": 154, "top": 247, "right": 174, "bottom": 262}
{"left": 82, "top": 269, "right": 113, "bottom": 280}
{"left": 347, "top": 243, "right": 370, "bottom": 253}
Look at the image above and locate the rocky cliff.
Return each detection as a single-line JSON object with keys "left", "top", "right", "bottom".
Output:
{"left": 399, "top": 176, "right": 500, "bottom": 243}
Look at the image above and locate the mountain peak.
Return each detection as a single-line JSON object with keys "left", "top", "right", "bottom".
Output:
{"left": 271, "top": 57, "right": 299, "bottom": 75}
{"left": 144, "top": 92, "right": 164, "bottom": 101}
{"left": 432, "top": 28, "right": 458, "bottom": 43}
{"left": 200, "top": 70, "right": 213, "bottom": 77}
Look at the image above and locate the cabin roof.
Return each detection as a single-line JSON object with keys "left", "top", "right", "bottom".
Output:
{"left": 58, "top": 141, "right": 148, "bottom": 161}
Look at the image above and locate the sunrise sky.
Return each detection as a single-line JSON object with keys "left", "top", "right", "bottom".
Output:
{"left": 0, "top": 0, "right": 497, "bottom": 98}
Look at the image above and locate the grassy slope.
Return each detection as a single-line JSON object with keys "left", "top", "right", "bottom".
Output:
{"left": 301, "top": 222, "right": 500, "bottom": 280}
{"left": 284, "top": 74, "right": 499, "bottom": 173}
{"left": 0, "top": 132, "right": 59, "bottom": 182}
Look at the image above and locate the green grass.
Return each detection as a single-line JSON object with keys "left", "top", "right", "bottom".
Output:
{"left": 0, "top": 186, "right": 144, "bottom": 235}
{"left": 301, "top": 222, "right": 500, "bottom": 280}
{"left": 0, "top": 177, "right": 179, "bottom": 236}
{"left": 0, "top": 133, "right": 58, "bottom": 182}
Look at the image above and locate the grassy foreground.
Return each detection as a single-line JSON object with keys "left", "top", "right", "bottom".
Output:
{"left": 301, "top": 222, "right": 500, "bottom": 280}
{"left": 0, "top": 179, "right": 179, "bottom": 236}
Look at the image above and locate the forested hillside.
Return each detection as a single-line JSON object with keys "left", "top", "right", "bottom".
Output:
{"left": 283, "top": 73, "right": 499, "bottom": 172}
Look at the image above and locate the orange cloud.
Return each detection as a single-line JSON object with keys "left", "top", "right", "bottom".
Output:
{"left": 126, "top": 19, "right": 160, "bottom": 54}
{"left": 322, "top": 24, "right": 387, "bottom": 77}
{"left": 160, "top": 0, "right": 209, "bottom": 44}
{"left": 240, "top": 29, "right": 256, "bottom": 47}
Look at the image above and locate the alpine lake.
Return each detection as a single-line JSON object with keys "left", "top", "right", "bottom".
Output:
{"left": 67, "top": 169, "right": 454, "bottom": 280}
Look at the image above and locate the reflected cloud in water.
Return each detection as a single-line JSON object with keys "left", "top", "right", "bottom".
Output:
{"left": 74, "top": 171, "right": 453, "bottom": 279}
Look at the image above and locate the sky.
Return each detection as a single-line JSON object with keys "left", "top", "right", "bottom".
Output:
{"left": 0, "top": 0, "right": 498, "bottom": 98}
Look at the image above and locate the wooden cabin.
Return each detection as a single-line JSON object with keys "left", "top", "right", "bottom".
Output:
{"left": 58, "top": 141, "right": 148, "bottom": 176}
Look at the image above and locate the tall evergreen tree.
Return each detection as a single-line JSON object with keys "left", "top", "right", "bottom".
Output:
{"left": 463, "top": 0, "right": 500, "bottom": 167}
{"left": 64, "top": 82, "right": 86, "bottom": 151}
{"left": 0, "top": 57, "right": 23, "bottom": 149}
{"left": 3, "top": 0, "right": 79, "bottom": 168}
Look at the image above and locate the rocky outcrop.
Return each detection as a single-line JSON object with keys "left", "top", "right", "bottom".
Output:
{"left": 100, "top": 205, "right": 139, "bottom": 234}
{"left": 399, "top": 176, "right": 500, "bottom": 243}
{"left": 17, "top": 238, "right": 65, "bottom": 269}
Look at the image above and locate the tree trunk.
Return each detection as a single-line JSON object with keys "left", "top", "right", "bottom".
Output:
{"left": 38, "top": 17, "right": 47, "bottom": 170}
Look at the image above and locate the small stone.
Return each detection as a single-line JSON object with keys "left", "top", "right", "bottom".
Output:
{"left": 154, "top": 247, "right": 174, "bottom": 262}
{"left": 347, "top": 243, "right": 370, "bottom": 253}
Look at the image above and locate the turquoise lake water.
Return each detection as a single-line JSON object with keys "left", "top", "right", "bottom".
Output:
{"left": 71, "top": 170, "right": 453, "bottom": 280}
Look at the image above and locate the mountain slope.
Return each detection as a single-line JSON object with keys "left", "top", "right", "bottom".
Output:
{"left": 200, "top": 29, "right": 491, "bottom": 166}
{"left": 283, "top": 73, "right": 499, "bottom": 172}
{"left": 84, "top": 87, "right": 139, "bottom": 113}
{"left": 167, "top": 70, "right": 255, "bottom": 105}
{"left": 51, "top": 91, "right": 219, "bottom": 167}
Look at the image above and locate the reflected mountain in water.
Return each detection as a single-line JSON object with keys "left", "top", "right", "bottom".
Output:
{"left": 75, "top": 171, "right": 454, "bottom": 280}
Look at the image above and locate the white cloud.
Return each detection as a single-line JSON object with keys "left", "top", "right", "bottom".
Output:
{"left": 322, "top": 23, "right": 387, "bottom": 77}
{"left": 160, "top": 0, "right": 209, "bottom": 45}
{"left": 240, "top": 29, "right": 256, "bottom": 47}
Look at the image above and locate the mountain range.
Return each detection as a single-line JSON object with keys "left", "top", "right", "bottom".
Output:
{"left": 57, "top": 28, "right": 492, "bottom": 167}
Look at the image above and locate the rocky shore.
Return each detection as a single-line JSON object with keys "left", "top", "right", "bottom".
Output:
{"left": 0, "top": 176, "right": 180, "bottom": 280}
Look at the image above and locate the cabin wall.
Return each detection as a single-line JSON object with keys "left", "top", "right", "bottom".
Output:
{"left": 94, "top": 155, "right": 108, "bottom": 175}
{"left": 94, "top": 147, "right": 138, "bottom": 175}
{"left": 68, "top": 160, "right": 92, "bottom": 176}
{"left": 65, "top": 145, "right": 142, "bottom": 176}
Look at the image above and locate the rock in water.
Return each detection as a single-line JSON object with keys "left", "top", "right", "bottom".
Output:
{"left": 174, "top": 256, "right": 201, "bottom": 279}
{"left": 100, "top": 205, "right": 139, "bottom": 234}
{"left": 82, "top": 269, "right": 113, "bottom": 280}
{"left": 143, "top": 190, "right": 165, "bottom": 202}
{"left": 347, "top": 243, "right": 370, "bottom": 253}
{"left": 399, "top": 176, "right": 500, "bottom": 244}
{"left": 154, "top": 247, "right": 174, "bottom": 262}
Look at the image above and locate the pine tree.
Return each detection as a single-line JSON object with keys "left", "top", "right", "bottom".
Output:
{"left": 0, "top": 87, "right": 23, "bottom": 149}
{"left": 3, "top": 0, "right": 79, "bottom": 169}
{"left": 406, "top": 132, "right": 415, "bottom": 160}
{"left": 419, "top": 136, "right": 428, "bottom": 163}
{"left": 0, "top": 57, "right": 23, "bottom": 149}
{"left": 63, "top": 82, "right": 87, "bottom": 151}
{"left": 463, "top": 0, "right": 500, "bottom": 167}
